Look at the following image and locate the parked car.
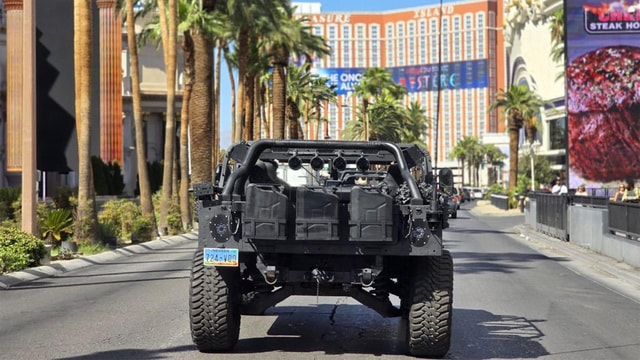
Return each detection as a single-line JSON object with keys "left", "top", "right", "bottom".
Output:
{"left": 458, "top": 187, "right": 472, "bottom": 202}
{"left": 468, "top": 187, "right": 485, "bottom": 200}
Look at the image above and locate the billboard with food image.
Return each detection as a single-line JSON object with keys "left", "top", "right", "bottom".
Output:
{"left": 565, "top": 1, "right": 640, "bottom": 188}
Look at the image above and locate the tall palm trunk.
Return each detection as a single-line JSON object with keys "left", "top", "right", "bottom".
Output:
{"left": 189, "top": 30, "right": 213, "bottom": 184}
{"left": 315, "top": 104, "right": 322, "bottom": 140}
{"left": 508, "top": 117, "right": 520, "bottom": 191}
{"left": 125, "top": 0, "right": 155, "bottom": 228}
{"left": 242, "top": 71, "right": 255, "bottom": 140}
{"left": 224, "top": 46, "right": 236, "bottom": 144}
{"left": 271, "top": 62, "right": 286, "bottom": 139}
{"left": 253, "top": 74, "right": 261, "bottom": 140}
{"left": 179, "top": 31, "right": 194, "bottom": 230}
{"left": 157, "top": 0, "right": 178, "bottom": 235}
{"left": 74, "top": 0, "right": 96, "bottom": 243}
{"left": 213, "top": 44, "right": 222, "bottom": 167}
{"left": 234, "top": 28, "right": 248, "bottom": 142}
{"left": 264, "top": 79, "right": 271, "bottom": 138}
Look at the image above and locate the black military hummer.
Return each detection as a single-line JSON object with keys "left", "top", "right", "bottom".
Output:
{"left": 189, "top": 139, "right": 454, "bottom": 358}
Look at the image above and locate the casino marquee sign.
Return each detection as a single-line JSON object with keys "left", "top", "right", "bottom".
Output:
{"left": 584, "top": 2, "right": 640, "bottom": 33}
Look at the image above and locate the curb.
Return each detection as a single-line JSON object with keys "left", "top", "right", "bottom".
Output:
{"left": 0, "top": 232, "right": 198, "bottom": 290}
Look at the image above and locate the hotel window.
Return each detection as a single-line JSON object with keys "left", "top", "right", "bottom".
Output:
{"left": 370, "top": 24, "right": 380, "bottom": 67}
{"left": 476, "top": 13, "right": 485, "bottom": 58}
{"left": 314, "top": 26, "right": 324, "bottom": 66}
{"left": 442, "top": 17, "right": 449, "bottom": 62}
{"left": 386, "top": 23, "right": 394, "bottom": 67}
{"left": 455, "top": 90, "right": 462, "bottom": 140}
{"left": 443, "top": 93, "right": 451, "bottom": 160}
{"left": 419, "top": 20, "right": 427, "bottom": 64}
{"left": 328, "top": 25, "right": 337, "bottom": 67}
{"left": 464, "top": 14, "right": 473, "bottom": 60}
{"left": 453, "top": 17, "right": 461, "bottom": 61}
{"left": 397, "top": 22, "right": 405, "bottom": 66}
{"left": 356, "top": 25, "right": 365, "bottom": 67}
{"left": 478, "top": 88, "right": 486, "bottom": 136}
{"left": 329, "top": 103, "right": 337, "bottom": 139}
{"left": 342, "top": 25, "right": 351, "bottom": 67}
{"left": 408, "top": 21, "right": 415, "bottom": 65}
{"left": 466, "top": 90, "right": 474, "bottom": 136}
{"left": 430, "top": 19, "right": 438, "bottom": 63}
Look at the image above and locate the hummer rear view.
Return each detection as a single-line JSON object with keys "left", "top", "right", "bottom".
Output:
{"left": 190, "top": 139, "right": 454, "bottom": 358}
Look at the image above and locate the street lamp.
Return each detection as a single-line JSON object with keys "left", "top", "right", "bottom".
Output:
{"left": 529, "top": 141, "right": 540, "bottom": 190}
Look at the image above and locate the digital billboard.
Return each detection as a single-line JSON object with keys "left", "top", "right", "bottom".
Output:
{"left": 312, "top": 59, "right": 488, "bottom": 95}
{"left": 566, "top": 1, "right": 640, "bottom": 188}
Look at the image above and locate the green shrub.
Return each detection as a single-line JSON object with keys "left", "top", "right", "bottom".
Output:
{"left": 92, "top": 156, "right": 125, "bottom": 196}
{"left": 98, "top": 199, "right": 142, "bottom": 241}
{"left": 0, "top": 187, "right": 21, "bottom": 222}
{"left": 53, "top": 187, "right": 76, "bottom": 211}
{"left": 40, "top": 208, "right": 74, "bottom": 244}
{"left": 0, "top": 226, "right": 46, "bottom": 273}
{"left": 132, "top": 217, "right": 154, "bottom": 243}
{"left": 152, "top": 190, "right": 183, "bottom": 235}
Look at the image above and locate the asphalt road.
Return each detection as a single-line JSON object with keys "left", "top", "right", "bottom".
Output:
{"left": 1, "top": 203, "right": 639, "bottom": 359}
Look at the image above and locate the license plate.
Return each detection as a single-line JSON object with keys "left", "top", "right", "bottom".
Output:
{"left": 203, "top": 248, "right": 239, "bottom": 267}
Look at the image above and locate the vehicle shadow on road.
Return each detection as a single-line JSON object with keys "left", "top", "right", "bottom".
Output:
{"left": 53, "top": 345, "right": 196, "bottom": 360}
{"left": 452, "top": 251, "right": 568, "bottom": 275}
{"left": 450, "top": 308, "right": 548, "bottom": 359}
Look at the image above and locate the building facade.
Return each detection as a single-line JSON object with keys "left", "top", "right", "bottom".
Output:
{"left": 294, "top": 0, "right": 507, "bottom": 166}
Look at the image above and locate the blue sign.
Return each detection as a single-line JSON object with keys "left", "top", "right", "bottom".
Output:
{"left": 311, "top": 59, "right": 488, "bottom": 95}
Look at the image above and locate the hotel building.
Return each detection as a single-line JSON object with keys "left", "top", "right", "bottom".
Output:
{"left": 293, "top": 0, "right": 507, "bottom": 165}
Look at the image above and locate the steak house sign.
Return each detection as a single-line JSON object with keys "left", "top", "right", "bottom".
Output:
{"left": 300, "top": 5, "right": 455, "bottom": 24}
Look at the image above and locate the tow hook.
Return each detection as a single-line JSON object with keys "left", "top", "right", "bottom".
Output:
{"left": 360, "top": 268, "right": 374, "bottom": 286}
{"left": 265, "top": 265, "right": 278, "bottom": 285}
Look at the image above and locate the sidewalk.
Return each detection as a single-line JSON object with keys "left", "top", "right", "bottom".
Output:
{"left": 468, "top": 199, "right": 524, "bottom": 216}
{"left": 470, "top": 200, "right": 640, "bottom": 301}
{"left": 0, "top": 232, "right": 197, "bottom": 289}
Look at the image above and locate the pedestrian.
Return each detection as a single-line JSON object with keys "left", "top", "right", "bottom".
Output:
{"left": 575, "top": 184, "right": 588, "bottom": 196}
{"left": 610, "top": 184, "right": 625, "bottom": 201}
{"left": 551, "top": 178, "right": 567, "bottom": 195}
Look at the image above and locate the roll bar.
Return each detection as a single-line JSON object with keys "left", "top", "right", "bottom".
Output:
{"left": 221, "top": 140, "right": 423, "bottom": 204}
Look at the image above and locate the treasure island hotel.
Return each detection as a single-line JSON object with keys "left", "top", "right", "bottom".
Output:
{"left": 293, "top": 1, "right": 506, "bottom": 165}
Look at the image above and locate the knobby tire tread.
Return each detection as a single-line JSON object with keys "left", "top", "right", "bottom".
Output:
{"left": 189, "top": 249, "right": 241, "bottom": 352}
{"left": 407, "top": 250, "right": 454, "bottom": 358}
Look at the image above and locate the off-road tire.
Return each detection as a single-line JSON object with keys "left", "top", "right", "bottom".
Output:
{"left": 189, "top": 249, "right": 241, "bottom": 352}
{"left": 406, "top": 250, "right": 453, "bottom": 358}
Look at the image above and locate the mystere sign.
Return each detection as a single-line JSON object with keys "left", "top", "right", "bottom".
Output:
{"left": 313, "top": 59, "right": 488, "bottom": 95}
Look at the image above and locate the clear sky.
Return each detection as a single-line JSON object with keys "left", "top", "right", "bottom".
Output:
{"left": 218, "top": 0, "right": 454, "bottom": 148}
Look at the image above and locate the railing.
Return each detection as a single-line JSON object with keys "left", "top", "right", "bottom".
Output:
{"left": 608, "top": 201, "right": 640, "bottom": 239}
{"left": 533, "top": 192, "right": 569, "bottom": 241}
{"left": 533, "top": 192, "right": 640, "bottom": 242}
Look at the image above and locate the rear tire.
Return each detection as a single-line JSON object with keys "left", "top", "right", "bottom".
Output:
{"left": 189, "top": 249, "right": 241, "bottom": 352}
{"left": 406, "top": 250, "right": 453, "bottom": 358}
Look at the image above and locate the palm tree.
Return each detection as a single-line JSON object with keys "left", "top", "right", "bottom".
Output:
{"left": 262, "top": 6, "right": 330, "bottom": 139}
{"left": 345, "top": 93, "right": 403, "bottom": 142}
{"left": 484, "top": 143, "right": 506, "bottom": 186}
{"left": 450, "top": 136, "right": 481, "bottom": 186}
{"left": 74, "top": 0, "right": 96, "bottom": 243}
{"left": 154, "top": 0, "right": 179, "bottom": 235}
{"left": 353, "top": 68, "right": 406, "bottom": 140}
{"left": 285, "top": 63, "right": 315, "bottom": 139}
{"left": 402, "top": 101, "right": 429, "bottom": 146}
{"left": 309, "top": 77, "right": 337, "bottom": 139}
{"left": 489, "top": 84, "right": 546, "bottom": 190}
{"left": 124, "top": 0, "right": 156, "bottom": 230}
{"left": 549, "top": 9, "right": 564, "bottom": 63}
